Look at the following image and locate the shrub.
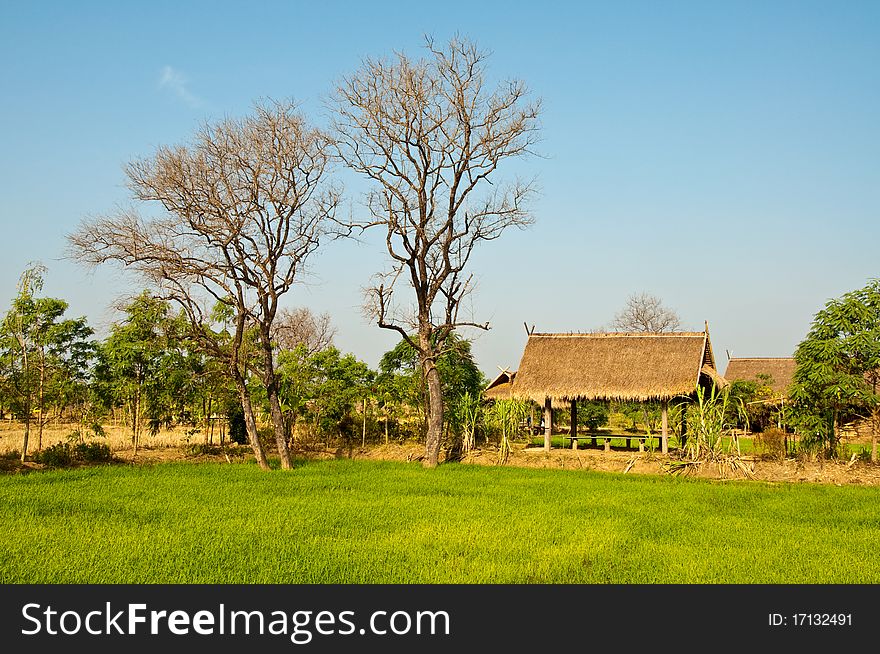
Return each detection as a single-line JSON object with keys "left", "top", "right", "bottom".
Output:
{"left": 34, "top": 443, "right": 73, "bottom": 467}
{"left": 227, "top": 406, "right": 249, "bottom": 445}
{"left": 754, "top": 428, "right": 787, "bottom": 461}
{"left": 185, "top": 443, "right": 224, "bottom": 457}
{"left": 73, "top": 442, "right": 113, "bottom": 463}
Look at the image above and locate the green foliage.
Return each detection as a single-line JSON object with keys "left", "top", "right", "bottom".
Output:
{"left": 278, "top": 345, "right": 374, "bottom": 439}
{"left": 615, "top": 400, "right": 660, "bottom": 433}
{"left": 72, "top": 442, "right": 112, "bottom": 463}
{"left": 32, "top": 440, "right": 113, "bottom": 466}
{"left": 790, "top": 279, "right": 880, "bottom": 455}
{"left": 451, "top": 391, "right": 482, "bottom": 454}
{"left": 377, "top": 333, "right": 486, "bottom": 438}
{"left": 93, "top": 293, "right": 196, "bottom": 443}
{"left": 32, "top": 443, "right": 73, "bottom": 467}
{"left": 225, "top": 403, "right": 249, "bottom": 445}
{"left": 726, "top": 377, "right": 783, "bottom": 432}
{"left": 681, "top": 384, "right": 748, "bottom": 462}
{"left": 577, "top": 400, "right": 610, "bottom": 431}
{"left": 0, "top": 264, "right": 96, "bottom": 456}
{"left": 485, "top": 399, "right": 530, "bottom": 464}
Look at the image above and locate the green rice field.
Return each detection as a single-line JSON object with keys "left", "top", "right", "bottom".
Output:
{"left": 1, "top": 459, "right": 879, "bottom": 583}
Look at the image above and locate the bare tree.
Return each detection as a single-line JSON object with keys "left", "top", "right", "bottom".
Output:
{"left": 271, "top": 307, "right": 335, "bottom": 355}
{"left": 68, "top": 101, "right": 339, "bottom": 470}
{"left": 611, "top": 292, "right": 682, "bottom": 333}
{"left": 331, "top": 36, "right": 541, "bottom": 467}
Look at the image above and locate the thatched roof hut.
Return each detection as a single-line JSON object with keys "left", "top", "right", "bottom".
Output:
{"left": 483, "top": 370, "right": 516, "bottom": 401}
{"left": 723, "top": 357, "right": 796, "bottom": 396}
{"left": 509, "top": 330, "right": 724, "bottom": 403}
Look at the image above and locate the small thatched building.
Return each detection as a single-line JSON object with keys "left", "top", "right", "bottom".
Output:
{"left": 483, "top": 370, "right": 516, "bottom": 401}
{"left": 723, "top": 357, "right": 796, "bottom": 398}
{"left": 504, "top": 327, "right": 725, "bottom": 453}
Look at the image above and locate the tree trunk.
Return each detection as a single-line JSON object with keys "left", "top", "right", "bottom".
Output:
{"left": 132, "top": 391, "right": 140, "bottom": 458}
{"left": 37, "top": 362, "right": 45, "bottom": 451}
{"left": 21, "top": 409, "right": 30, "bottom": 463}
{"left": 207, "top": 396, "right": 214, "bottom": 445}
{"left": 235, "top": 377, "right": 269, "bottom": 471}
{"left": 20, "top": 348, "right": 30, "bottom": 462}
{"left": 362, "top": 398, "right": 367, "bottom": 448}
{"left": 422, "top": 355, "right": 444, "bottom": 468}
{"left": 258, "top": 328, "right": 293, "bottom": 470}
{"left": 872, "top": 407, "right": 878, "bottom": 464}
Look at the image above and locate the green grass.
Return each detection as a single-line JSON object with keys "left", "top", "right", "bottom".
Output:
{"left": 1, "top": 459, "right": 879, "bottom": 583}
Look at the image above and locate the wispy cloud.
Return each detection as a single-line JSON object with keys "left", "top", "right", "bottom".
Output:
{"left": 158, "top": 65, "right": 202, "bottom": 107}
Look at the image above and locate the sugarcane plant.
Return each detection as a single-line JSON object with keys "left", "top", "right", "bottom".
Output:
{"left": 487, "top": 399, "right": 530, "bottom": 465}
{"left": 665, "top": 384, "right": 752, "bottom": 478}
{"left": 453, "top": 391, "right": 482, "bottom": 456}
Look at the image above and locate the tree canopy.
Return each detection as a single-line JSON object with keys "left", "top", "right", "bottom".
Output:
{"left": 790, "top": 279, "right": 880, "bottom": 460}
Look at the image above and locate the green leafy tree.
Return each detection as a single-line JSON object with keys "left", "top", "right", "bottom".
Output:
{"left": 277, "top": 345, "right": 375, "bottom": 442}
{"left": 790, "top": 279, "right": 880, "bottom": 460}
{"left": 577, "top": 400, "right": 610, "bottom": 431}
{"left": 93, "top": 293, "right": 180, "bottom": 455}
{"left": 377, "top": 333, "right": 486, "bottom": 439}
{"left": 0, "top": 264, "right": 95, "bottom": 461}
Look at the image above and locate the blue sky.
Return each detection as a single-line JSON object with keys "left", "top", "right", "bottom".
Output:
{"left": 1, "top": 1, "right": 878, "bottom": 376}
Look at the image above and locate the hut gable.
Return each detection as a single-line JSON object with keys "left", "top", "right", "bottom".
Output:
{"left": 723, "top": 357, "right": 796, "bottom": 395}
{"left": 511, "top": 331, "right": 721, "bottom": 402}
{"left": 483, "top": 370, "right": 516, "bottom": 400}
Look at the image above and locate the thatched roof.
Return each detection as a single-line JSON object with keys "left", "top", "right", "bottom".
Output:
{"left": 723, "top": 357, "right": 796, "bottom": 395}
{"left": 483, "top": 370, "right": 516, "bottom": 400}
{"left": 509, "top": 331, "right": 722, "bottom": 402}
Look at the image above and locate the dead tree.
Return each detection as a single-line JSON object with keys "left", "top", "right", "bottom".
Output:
{"left": 69, "top": 101, "right": 338, "bottom": 470}
{"left": 271, "top": 307, "right": 335, "bottom": 355}
{"left": 331, "top": 36, "right": 541, "bottom": 467}
{"left": 611, "top": 292, "right": 682, "bottom": 333}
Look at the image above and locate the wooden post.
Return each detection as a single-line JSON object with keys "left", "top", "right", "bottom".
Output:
{"left": 362, "top": 398, "right": 367, "bottom": 448}
{"left": 604, "top": 437, "right": 610, "bottom": 452}
{"left": 544, "top": 397, "right": 552, "bottom": 452}
{"left": 570, "top": 400, "right": 577, "bottom": 449}
{"left": 680, "top": 401, "right": 688, "bottom": 449}
{"left": 661, "top": 399, "right": 669, "bottom": 454}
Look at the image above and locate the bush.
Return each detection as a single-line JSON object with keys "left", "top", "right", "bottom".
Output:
{"left": 185, "top": 443, "right": 224, "bottom": 457}
{"left": 227, "top": 406, "right": 249, "bottom": 445}
{"left": 73, "top": 442, "right": 113, "bottom": 463}
{"left": 33, "top": 441, "right": 113, "bottom": 467}
{"left": 754, "top": 428, "right": 787, "bottom": 461}
{"left": 34, "top": 443, "right": 73, "bottom": 467}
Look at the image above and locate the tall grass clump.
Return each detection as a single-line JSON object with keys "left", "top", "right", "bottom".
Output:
{"left": 667, "top": 384, "right": 752, "bottom": 477}
{"left": 452, "top": 391, "right": 482, "bottom": 456}
{"left": 486, "top": 399, "right": 529, "bottom": 464}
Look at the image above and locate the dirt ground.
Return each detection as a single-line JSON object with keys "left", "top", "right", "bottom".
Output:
{"left": 2, "top": 421, "right": 879, "bottom": 486}
{"left": 362, "top": 442, "right": 880, "bottom": 486}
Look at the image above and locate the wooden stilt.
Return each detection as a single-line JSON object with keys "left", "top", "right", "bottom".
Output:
{"left": 661, "top": 399, "right": 669, "bottom": 454}
{"left": 543, "top": 397, "right": 552, "bottom": 452}
{"left": 570, "top": 400, "right": 577, "bottom": 450}
{"left": 680, "top": 401, "right": 688, "bottom": 449}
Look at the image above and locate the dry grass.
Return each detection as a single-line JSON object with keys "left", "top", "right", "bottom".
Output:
{"left": 0, "top": 420, "right": 202, "bottom": 456}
